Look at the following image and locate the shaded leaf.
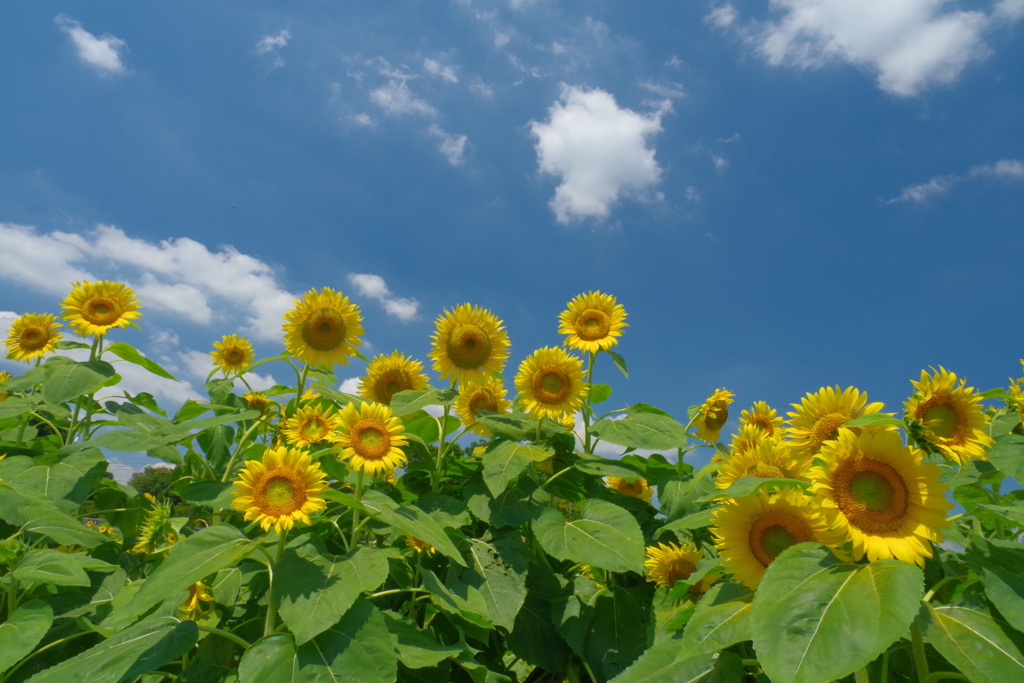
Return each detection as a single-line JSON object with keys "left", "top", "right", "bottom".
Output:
{"left": 918, "top": 602, "right": 1024, "bottom": 683}
{"left": 14, "top": 549, "right": 91, "bottom": 587}
{"left": 534, "top": 499, "right": 645, "bottom": 574}
{"left": 41, "top": 360, "right": 116, "bottom": 406}
{"left": 381, "top": 611, "right": 463, "bottom": 669}
{"left": 106, "top": 342, "right": 178, "bottom": 381}
{"left": 482, "top": 441, "right": 552, "bottom": 497}
{"left": 0, "top": 600, "right": 54, "bottom": 675}
{"left": 590, "top": 411, "right": 689, "bottom": 451}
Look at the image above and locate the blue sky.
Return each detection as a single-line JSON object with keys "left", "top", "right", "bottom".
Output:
{"left": 2, "top": 1, "right": 1023, "bottom": 477}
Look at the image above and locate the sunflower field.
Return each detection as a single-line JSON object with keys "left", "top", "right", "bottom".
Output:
{"left": 2, "top": 282, "right": 1024, "bottom": 683}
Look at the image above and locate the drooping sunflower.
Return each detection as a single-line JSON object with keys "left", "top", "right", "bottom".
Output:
{"left": 243, "top": 392, "right": 274, "bottom": 415}
{"left": 740, "top": 401, "right": 785, "bottom": 441}
{"left": 695, "top": 388, "right": 734, "bottom": 443}
{"left": 180, "top": 581, "right": 215, "bottom": 621}
{"left": 211, "top": 334, "right": 254, "bottom": 375}
{"left": 514, "top": 346, "right": 588, "bottom": 420}
{"left": 337, "top": 401, "right": 409, "bottom": 476}
{"left": 712, "top": 487, "right": 844, "bottom": 590}
{"left": 558, "top": 291, "right": 628, "bottom": 354}
{"left": 904, "top": 367, "right": 994, "bottom": 465}
{"left": 429, "top": 303, "right": 510, "bottom": 383}
{"left": 455, "top": 377, "right": 511, "bottom": 436}
{"left": 607, "top": 476, "right": 654, "bottom": 502}
{"left": 282, "top": 287, "right": 363, "bottom": 369}
{"left": 404, "top": 534, "right": 436, "bottom": 554}
{"left": 716, "top": 439, "right": 811, "bottom": 490}
{"left": 787, "top": 385, "right": 892, "bottom": 456}
{"left": 644, "top": 542, "right": 715, "bottom": 593}
{"left": 281, "top": 404, "right": 342, "bottom": 447}
{"left": 61, "top": 281, "right": 141, "bottom": 337}
{"left": 5, "top": 313, "right": 62, "bottom": 362}
{"left": 729, "top": 423, "right": 770, "bottom": 456}
{"left": 812, "top": 428, "right": 951, "bottom": 567}
{"left": 360, "top": 351, "right": 431, "bottom": 406}
{"left": 231, "top": 446, "right": 328, "bottom": 533}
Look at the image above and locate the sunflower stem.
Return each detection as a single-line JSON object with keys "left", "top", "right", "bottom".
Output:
{"left": 432, "top": 404, "right": 452, "bottom": 493}
{"left": 582, "top": 351, "right": 596, "bottom": 454}
{"left": 195, "top": 625, "right": 251, "bottom": 650}
{"left": 296, "top": 363, "right": 310, "bottom": 406}
{"left": 221, "top": 416, "right": 273, "bottom": 482}
{"left": 263, "top": 529, "right": 289, "bottom": 637}
{"left": 351, "top": 468, "right": 365, "bottom": 547}
{"left": 911, "top": 620, "right": 930, "bottom": 683}
{"left": 880, "top": 648, "right": 892, "bottom": 683}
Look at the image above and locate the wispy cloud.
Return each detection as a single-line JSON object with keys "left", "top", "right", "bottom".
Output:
{"left": 255, "top": 29, "right": 291, "bottom": 70}
{"left": 428, "top": 125, "right": 468, "bottom": 165}
{"left": 887, "top": 159, "right": 1024, "bottom": 204}
{"left": 423, "top": 58, "right": 458, "bottom": 83}
{"left": 369, "top": 80, "right": 437, "bottom": 116}
{"left": 54, "top": 15, "right": 128, "bottom": 74}
{"left": 346, "top": 273, "right": 420, "bottom": 321}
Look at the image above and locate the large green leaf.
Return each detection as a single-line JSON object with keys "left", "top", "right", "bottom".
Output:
{"left": 420, "top": 568, "right": 492, "bottom": 627}
{"left": 381, "top": 611, "right": 464, "bottom": 669}
{"left": 276, "top": 541, "right": 388, "bottom": 645}
{"left": 41, "top": 359, "right": 116, "bottom": 405}
{"left": 21, "top": 508, "right": 112, "bottom": 547}
{"left": 25, "top": 616, "right": 197, "bottom": 683}
{"left": 0, "top": 396, "right": 35, "bottom": 419}
{"left": 965, "top": 538, "right": 1024, "bottom": 634}
{"left": 390, "top": 388, "right": 457, "bottom": 415}
{"left": 293, "top": 598, "right": 397, "bottom": 683}
{"left": 534, "top": 499, "right": 645, "bottom": 573}
{"left": 589, "top": 411, "right": 689, "bottom": 451}
{"left": 918, "top": 602, "right": 1024, "bottom": 683}
{"left": 238, "top": 634, "right": 296, "bottom": 683}
{"left": 482, "top": 441, "right": 552, "bottom": 497}
{"left": 608, "top": 641, "right": 716, "bottom": 683}
{"left": 986, "top": 435, "right": 1024, "bottom": 487}
{"left": 474, "top": 411, "right": 567, "bottom": 441}
{"left": 361, "top": 491, "right": 466, "bottom": 566}
{"left": 508, "top": 566, "right": 572, "bottom": 673}
{"left": 679, "top": 583, "right": 752, "bottom": 657}
{"left": 750, "top": 543, "right": 925, "bottom": 683}
{"left": 584, "top": 584, "right": 656, "bottom": 681}
{"left": 14, "top": 549, "right": 91, "bottom": 587}
{"left": 0, "top": 600, "right": 53, "bottom": 675}
{"left": 573, "top": 455, "right": 648, "bottom": 481}
{"left": 696, "top": 476, "right": 807, "bottom": 502}
{"left": 7, "top": 448, "right": 106, "bottom": 513}
{"left": 462, "top": 537, "right": 529, "bottom": 630}
{"left": 179, "top": 480, "right": 237, "bottom": 509}
{"left": 106, "top": 341, "right": 179, "bottom": 380}
{"left": 91, "top": 409, "right": 259, "bottom": 452}
{"left": 465, "top": 476, "right": 548, "bottom": 529}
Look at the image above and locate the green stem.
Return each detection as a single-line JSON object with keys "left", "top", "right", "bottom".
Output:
{"left": 880, "top": 649, "right": 892, "bottom": 683}
{"left": 0, "top": 630, "right": 94, "bottom": 683}
{"left": 911, "top": 621, "right": 930, "bottom": 683}
{"left": 369, "top": 588, "right": 430, "bottom": 599}
{"left": 677, "top": 447, "right": 685, "bottom": 476}
{"left": 195, "top": 625, "right": 252, "bottom": 650}
{"left": 583, "top": 351, "right": 596, "bottom": 454}
{"left": 923, "top": 674, "right": 968, "bottom": 683}
{"left": 740, "top": 659, "right": 760, "bottom": 668}
{"left": 581, "top": 658, "right": 598, "bottom": 683}
{"left": 295, "top": 363, "right": 310, "bottom": 405}
{"left": 923, "top": 575, "right": 967, "bottom": 603}
{"left": 542, "top": 466, "right": 574, "bottom": 489}
{"left": 263, "top": 530, "right": 289, "bottom": 637}
{"left": 28, "top": 411, "right": 65, "bottom": 447}
{"left": 351, "top": 468, "right": 365, "bottom": 548}
{"left": 432, "top": 404, "right": 453, "bottom": 493}
{"left": 220, "top": 416, "right": 272, "bottom": 482}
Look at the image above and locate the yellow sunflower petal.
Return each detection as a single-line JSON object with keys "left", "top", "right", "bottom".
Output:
{"left": 211, "top": 334, "right": 254, "bottom": 375}
{"left": 231, "top": 445, "right": 328, "bottom": 534}
{"left": 282, "top": 287, "right": 363, "bottom": 369}
{"left": 4, "top": 313, "right": 62, "bottom": 362}
{"left": 557, "top": 291, "right": 628, "bottom": 354}
{"left": 514, "top": 346, "right": 588, "bottom": 420}
{"left": 336, "top": 401, "right": 409, "bottom": 476}
{"left": 904, "top": 367, "right": 994, "bottom": 465}
{"left": 455, "top": 377, "right": 511, "bottom": 436}
{"left": 429, "top": 303, "right": 510, "bottom": 383}
{"left": 359, "top": 351, "right": 431, "bottom": 406}
{"left": 61, "top": 281, "right": 141, "bottom": 337}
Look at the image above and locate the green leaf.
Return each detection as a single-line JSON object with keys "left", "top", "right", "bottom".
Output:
{"left": 574, "top": 455, "right": 647, "bottom": 481}
{"left": 466, "top": 477, "right": 548, "bottom": 529}
{"left": 106, "top": 342, "right": 178, "bottom": 381}
{"left": 750, "top": 543, "right": 925, "bottom": 683}
{"left": 607, "top": 642, "right": 716, "bottom": 683}
{"left": 482, "top": 441, "right": 552, "bottom": 497}
{"left": 390, "top": 388, "right": 456, "bottom": 415}
{"left": 382, "top": 611, "right": 464, "bottom": 669}
{"left": 0, "top": 397, "right": 35, "bottom": 419}
{"left": 590, "top": 412, "right": 690, "bottom": 451}
{"left": 238, "top": 634, "right": 296, "bottom": 683}
{"left": 508, "top": 566, "right": 572, "bottom": 673}
{"left": 14, "top": 549, "right": 91, "bottom": 586}
{"left": 679, "top": 583, "right": 752, "bottom": 657}
{"left": 656, "top": 509, "right": 717, "bottom": 539}
{"left": 0, "top": 600, "right": 54, "bottom": 675}
{"left": 174, "top": 399, "right": 211, "bottom": 422}
{"left": 585, "top": 584, "right": 655, "bottom": 681}
{"left": 6, "top": 447, "right": 106, "bottom": 514}
{"left": 986, "top": 435, "right": 1024, "bottom": 487}
{"left": 403, "top": 410, "right": 441, "bottom": 444}
{"left": 276, "top": 541, "right": 388, "bottom": 645}
{"left": 696, "top": 476, "right": 808, "bottom": 502}
{"left": 607, "top": 350, "right": 628, "bottom": 378}
{"left": 25, "top": 616, "right": 197, "bottom": 683}
{"left": 965, "top": 538, "right": 1024, "bottom": 634}
{"left": 841, "top": 412, "right": 903, "bottom": 429}
{"left": 41, "top": 359, "right": 116, "bottom": 405}
{"left": 474, "top": 411, "right": 567, "bottom": 441}
{"left": 590, "top": 384, "right": 613, "bottom": 405}
{"left": 21, "top": 508, "right": 113, "bottom": 548}
{"left": 361, "top": 491, "right": 466, "bottom": 566}
{"left": 533, "top": 499, "right": 645, "bottom": 573}
{"left": 918, "top": 602, "right": 1024, "bottom": 683}
{"left": 462, "top": 537, "right": 529, "bottom": 630}
{"left": 292, "top": 598, "right": 397, "bottom": 683}
{"left": 420, "top": 568, "right": 492, "bottom": 627}
{"left": 990, "top": 411, "right": 1021, "bottom": 439}
{"left": 179, "top": 481, "right": 237, "bottom": 510}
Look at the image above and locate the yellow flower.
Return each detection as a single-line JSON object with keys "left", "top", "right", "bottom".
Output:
{"left": 281, "top": 404, "right": 342, "bottom": 447}
{"left": 607, "top": 476, "right": 654, "bottom": 502}
{"left": 455, "top": 377, "right": 510, "bottom": 436}
{"left": 404, "top": 534, "right": 435, "bottom": 554}
{"left": 716, "top": 439, "right": 811, "bottom": 490}
{"left": 644, "top": 542, "right": 715, "bottom": 593}
{"left": 282, "top": 287, "right": 363, "bottom": 369}
{"left": 61, "top": 281, "right": 141, "bottom": 337}
{"left": 360, "top": 351, "right": 431, "bottom": 406}
{"left": 5, "top": 313, "right": 62, "bottom": 362}
{"left": 514, "top": 346, "right": 588, "bottom": 420}
{"left": 558, "top": 291, "right": 628, "bottom": 354}
{"left": 739, "top": 401, "right": 785, "bottom": 441}
{"left": 429, "top": 303, "right": 510, "bottom": 383}
{"left": 729, "top": 423, "right": 769, "bottom": 456}
{"left": 812, "top": 429, "right": 951, "bottom": 567}
{"left": 904, "top": 367, "right": 994, "bottom": 465}
{"left": 713, "top": 487, "right": 844, "bottom": 590}
{"left": 180, "top": 581, "right": 215, "bottom": 621}
{"left": 337, "top": 401, "right": 409, "bottom": 476}
{"left": 231, "top": 446, "right": 328, "bottom": 533}
{"left": 695, "top": 389, "right": 734, "bottom": 443}
{"left": 211, "top": 334, "right": 254, "bottom": 375}
{"left": 243, "top": 392, "right": 274, "bottom": 415}
{"left": 1009, "top": 378, "right": 1024, "bottom": 426}
{"left": 787, "top": 386, "right": 892, "bottom": 456}
{"left": 0, "top": 371, "right": 12, "bottom": 402}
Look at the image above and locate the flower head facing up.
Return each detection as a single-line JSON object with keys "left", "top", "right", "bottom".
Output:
{"left": 281, "top": 404, "right": 342, "bottom": 447}
{"left": 740, "top": 401, "right": 785, "bottom": 441}
{"left": 607, "top": 476, "right": 654, "bottom": 502}
{"left": 231, "top": 446, "right": 328, "bottom": 533}
{"left": 695, "top": 389, "right": 735, "bottom": 443}
{"left": 729, "top": 423, "right": 770, "bottom": 456}
{"left": 716, "top": 438, "right": 810, "bottom": 490}
{"left": 455, "top": 377, "right": 511, "bottom": 436}
{"left": 211, "top": 334, "right": 254, "bottom": 375}
{"left": 337, "top": 401, "right": 408, "bottom": 476}
{"left": 5, "top": 313, "right": 62, "bottom": 363}
{"left": 787, "top": 385, "right": 892, "bottom": 456}
{"left": 644, "top": 542, "right": 715, "bottom": 593}
{"left": 429, "top": 303, "right": 510, "bottom": 383}
{"left": 360, "top": 351, "right": 431, "bottom": 406}
{"left": 515, "top": 346, "right": 588, "bottom": 421}
{"left": 61, "top": 281, "right": 141, "bottom": 337}
{"left": 904, "top": 367, "right": 993, "bottom": 465}
{"left": 283, "top": 287, "right": 363, "bottom": 369}
{"left": 558, "top": 291, "right": 628, "bottom": 354}
{"left": 811, "top": 428, "right": 951, "bottom": 567}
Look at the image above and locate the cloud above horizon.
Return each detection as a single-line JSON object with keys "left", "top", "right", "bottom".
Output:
{"left": 887, "top": 158, "right": 1024, "bottom": 203}
{"left": 55, "top": 15, "right": 128, "bottom": 74}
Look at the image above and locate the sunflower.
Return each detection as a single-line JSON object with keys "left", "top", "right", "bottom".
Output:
{"left": 243, "top": 392, "right": 274, "bottom": 415}
{"left": 644, "top": 542, "right": 715, "bottom": 593}
{"left": 404, "top": 534, "right": 435, "bottom": 554}
{"left": 281, "top": 404, "right": 343, "bottom": 447}
{"left": 360, "top": 351, "right": 431, "bottom": 406}
{"left": 61, "top": 281, "right": 141, "bottom": 337}
{"left": 558, "top": 291, "right": 628, "bottom": 354}
{"left": 607, "top": 476, "right": 654, "bottom": 502}
{"left": 514, "top": 347, "right": 588, "bottom": 420}
{"left": 5, "top": 313, "right": 62, "bottom": 362}
{"left": 231, "top": 446, "right": 328, "bottom": 533}
{"left": 729, "top": 423, "right": 769, "bottom": 456}
{"left": 712, "top": 487, "right": 844, "bottom": 590}
{"left": 180, "top": 581, "right": 215, "bottom": 621}
{"left": 812, "top": 429, "right": 951, "bottom": 567}
{"left": 904, "top": 367, "right": 994, "bottom": 465}
{"left": 429, "top": 303, "right": 510, "bottom": 383}
{"left": 716, "top": 439, "right": 811, "bottom": 490}
{"left": 211, "top": 334, "right": 254, "bottom": 375}
{"left": 1009, "top": 378, "right": 1024, "bottom": 427}
{"left": 787, "top": 385, "right": 892, "bottom": 456}
{"left": 132, "top": 497, "right": 172, "bottom": 554}
{"left": 282, "top": 287, "right": 363, "bottom": 369}
{"left": 337, "top": 401, "right": 409, "bottom": 476}
{"left": 455, "top": 377, "right": 510, "bottom": 436}
{"left": 695, "top": 388, "right": 734, "bottom": 443}
{"left": 740, "top": 401, "right": 785, "bottom": 441}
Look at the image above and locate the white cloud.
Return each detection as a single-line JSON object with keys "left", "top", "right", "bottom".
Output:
{"left": 135, "top": 277, "right": 213, "bottom": 324}
{"left": 339, "top": 377, "right": 361, "bottom": 393}
{"left": 887, "top": 158, "right": 1024, "bottom": 204}
{"left": 255, "top": 29, "right": 291, "bottom": 55}
{"left": 712, "top": 154, "right": 728, "bottom": 170}
{"left": 346, "top": 273, "right": 420, "bottom": 321}
{"left": 494, "top": 30, "right": 513, "bottom": 48}
{"left": 639, "top": 80, "right": 685, "bottom": 99}
{"left": 996, "top": 0, "right": 1024, "bottom": 20}
{"left": 428, "top": 125, "right": 468, "bottom": 165}
{"left": 0, "top": 224, "right": 94, "bottom": 292}
{"left": 510, "top": 0, "right": 540, "bottom": 9}
{"left": 529, "top": 84, "right": 668, "bottom": 223}
{"left": 685, "top": 186, "right": 701, "bottom": 202}
{"left": 887, "top": 176, "right": 955, "bottom": 204}
{"left": 705, "top": 4, "right": 738, "bottom": 28}
{"left": 351, "top": 113, "right": 375, "bottom": 126}
{"left": 369, "top": 80, "right": 437, "bottom": 116}
{"left": 970, "top": 158, "right": 1024, "bottom": 179}
{"left": 423, "top": 58, "right": 458, "bottom": 83}
{"left": 54, "top": 15, "right": 128, "bottom": 74}
{"left": 666, "top": 55, "right": 683, "bottom": 67}
{"left": 469, "top": 77, "right": 495, "bottom": 99}
{"left": 383, "top": 298, "right": 420, "bottom": 321}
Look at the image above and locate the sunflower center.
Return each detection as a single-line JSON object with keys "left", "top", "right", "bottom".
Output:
{"left": 301, "top": 307, "right": 348, "bottom": 352}
{"left": 921, "top": 400, "right": 963, "bottom": 440}
{"left": 226, "top": 349, "right": 243, "bottom": 363}
{"left": 533, "top": 366, "right": 570, "bottom": 403}
{"left": 833, "top": 458, "right": 909, "bottom": 533}
{"left": 750, "top": 416, "right": 774, "bottom": 435}
{"left": 748, "top": 511, "right": 814, "bottom": 567}
{"left": 446, "top": 324, "right": 492, "bottom": 369}
{"left": 747, "top": 462, "right": 785, "bottom": 479}
{"left": 301, "top": 417, "right": 328, "bottom": 441}
{"left": 471, "top": 391, "right": 497, "bottom": 416}
{"left": 575, "top": 309, "right": 611, "bottom": 341}
{"left": 84, "top": 297, "right": 123, "bottom": 326}
{"left": 616, "top": 479, "right": 644, "bottom": 497}
{"left": 255, "top": 467, "right": 307, "bottom": 515}
{"left": 374, "top": 370, "right": 410, "bottom": 404}
{"left": 703, "top": 403, "right": 729, "bottom": 432}
{"left": 812, "top": 413, "right": 852, "bottom": 448}
{"left": 666, "top": 559, "right": 697, "bottom": 586}
{"left": 19, "top": 326, "right": 48, "bottom": 351}
{"left": 352, "top": 420, "right": 391, "bottom": 460}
